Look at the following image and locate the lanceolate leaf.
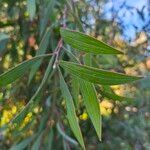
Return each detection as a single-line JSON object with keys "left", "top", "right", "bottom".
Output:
{"left": 28, "top": 27, "right": 52, "bottom": 83}
{"left": 31, "top": 131, "right": 44, "bottom": 150}
{"left": 47, "top": 129, "right": 54, "bottom": 150}
{"left": 66, "top": 48, "right": 102, "bottom": 137}
{"left": 11, "top": 56, "right": 55, "bottom": 126}
{"left": 60, "top": 61, "right": 142, "bottom": 85}
{"left": 81, "top": 53, "right": 101, "bottom": 140}
{"left": 60, "top": 28, "right": 123, "bottom": 54}
{"left": 57, "top": 123, "right": 78, "bottom": 146}
{"left": 40, "top": 0, "right": 56, "bottom": 37}
{"left": 80, "top": 79, "right": 102, "bottom": 140}
{"left": 10, "top": 136, "right": 35, "bottom": 150}
{"left": 100, "top": 89, "right": 133, "bottom": 102}
{"left": 59, "top": 70, "right": 85, "bottom": 149}
{"left": 0, "top": 54, "right": 51, "bottom": 87}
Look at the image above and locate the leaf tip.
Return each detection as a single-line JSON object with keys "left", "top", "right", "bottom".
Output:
{"left": 117, "top": 50, "right": 124, "bottom": 54}
{"left": 134, "top": 75, "right": 144, "bottom": 80}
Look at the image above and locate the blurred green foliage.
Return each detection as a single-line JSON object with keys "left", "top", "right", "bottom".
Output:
{"left": 0, "top": 0, "right": 150, "bottom": 149}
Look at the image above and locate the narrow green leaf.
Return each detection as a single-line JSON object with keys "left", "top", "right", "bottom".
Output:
{"left": 40, "top": 0, "right": 56, "bottom": 37}
{"left": 60, "top": 61, "right": 142, "bottom": 85}
{"left": 60, "top": 28, "right": 123, "bottom": 54}
{"left": 31, "top": 131, "right": 44, "bottom": 150}
{"left": 59, "top": 70, "right": 85, "bottom": 149}
{"left": 63, "top": 139, "right": 68, "bottom": 150}
{"left": 0, "top": 54, "right": 51, "bottom": 87}
{"left": 10, "top": 56, "right": 55, "bottom": 126}
{"left": 63, "top": 48, "right": 80, "bottom": 108}
{"left": 38, "top": 114, "right": 49, "bottom": 133}
{"left": 28, "top": 27, "right": 51, "bottom": 84}
{"left": 27, "top": 0, "right": 36, "bottom": 20}
{"left": 10, "top": 136, "right": 35, "bottom": 150}
{"left": 80, "top": 79, "right": 102, "bottom": 140}
{"left": 57, "top": 123, "right": 78, "bottom": 146}
{"left": 47, "top": 129, "right": 53, "bottom": 150}
{"left": 66, "top": 48, "right": 102, "bottom": 139}
{"left": 81, "top": 53, "right": 101, "bottom": 140}
{"left": 100, "top": 89, "right": 133, "bottom": 102}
